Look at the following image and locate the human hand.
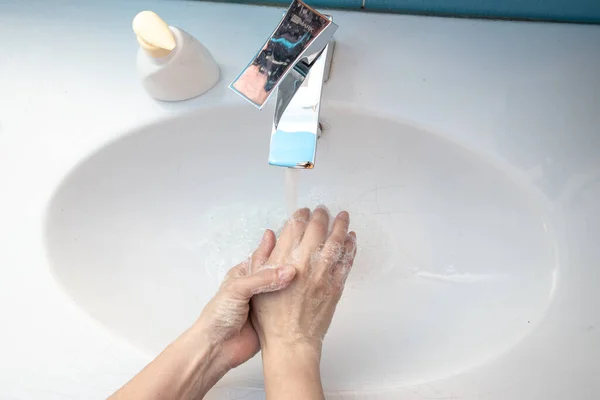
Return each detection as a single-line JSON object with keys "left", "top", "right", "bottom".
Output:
{"left": 251, "top": 206, "right": 357, "bottom": 357}
{"left": 191, "top": 230, "right": 297, "bottom": 370}
{"left": 109, "top": 232, "right": 297, "bottom": 400}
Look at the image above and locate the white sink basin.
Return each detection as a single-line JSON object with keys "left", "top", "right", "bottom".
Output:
{"left": 45, "top": 105, "right": 557, "bottom": 391}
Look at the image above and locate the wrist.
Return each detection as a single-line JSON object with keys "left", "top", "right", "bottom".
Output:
{"left": 261, "top": 341, "right": 324, "bottom": 399}
{"left": 171, "top": 326, "right": 229, "bottom": 398}
{"left": 262, "top": 336, "right": 322, "bottom": 358}
{"left": 262, "top": 340, "right": 321, "bottom": 368}
{"left": 179, "top": 323, "right": 219, "bottom": 363}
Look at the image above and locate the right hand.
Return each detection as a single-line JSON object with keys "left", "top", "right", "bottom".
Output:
{"left": 250, "top": 206, "right": 357, "bottom": 356}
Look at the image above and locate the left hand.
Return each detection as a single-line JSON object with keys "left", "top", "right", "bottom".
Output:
{"left": 192, "top": 229, "right": 296, "bottom": 369}
{"left": 108, "top": 231, "right": 296, "bottom": 400}
{"left": 251, "top": 207, "right": 356, "bottom": 357}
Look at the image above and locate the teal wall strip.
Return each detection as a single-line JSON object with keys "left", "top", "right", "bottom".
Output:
{"left": 219, "top": 0, "right": 362, "bottom": 10}
{"left": 216, "top": 0, "right": 600, "bottom": 23}
{"left": 366, "top": 0, "right": 600, "bottom": 23}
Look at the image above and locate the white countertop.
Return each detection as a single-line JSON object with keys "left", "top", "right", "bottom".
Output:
{"left": 1, "top": 0, "right": 599, "bottom": 398}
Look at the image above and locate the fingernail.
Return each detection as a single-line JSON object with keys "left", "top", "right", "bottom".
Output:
{"left": 277, "top": 265, "right": 296, "bottom": 281}
{"left": 338, "top": 211, "right": 350, "bottom": 221}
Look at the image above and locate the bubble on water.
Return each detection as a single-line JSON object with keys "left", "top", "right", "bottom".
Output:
{"left": 198, "top": 202, "right": 287, "bottom": 286}
{"left": 197, "top": 193, "right": 397, "bottom": 291}
{"left": 300, "top": 203, "right": 395, "bottom": 291}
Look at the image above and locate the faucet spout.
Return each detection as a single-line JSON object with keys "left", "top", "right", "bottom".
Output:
{"left": 269, "top": 41, "right": 334, "bottom": 168}
{"left": 230, "top": 0, "right": 337, "bottom": 168}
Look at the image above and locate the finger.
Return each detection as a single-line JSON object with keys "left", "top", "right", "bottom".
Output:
{"left": 325, "top": 211, "right": 350, "bottom": 252}
{"left": 226, "top": 230, "right": 276, "bottom": 279}
{"left": 226, "top": 265, "right": 297, "bottom": 300}
{"left": 225, "top": 260, "right": 249, "bottom": 279}
{"left": 332, "top": 232, "right": 357, "bottom": 288}
{"left": 348, "top": 231, "right": 357, "bottom": 257}
{"left": 250, "top": 229, "right": 276, "bottom": 272}
{"left": 312, "top": 212, "right": 349, "bottom": 279}
{"left": 300, "top": 206, "right": 330, "bottom": 256}
{"left": 270, "top": 208, "right": 310, "bottom": 263}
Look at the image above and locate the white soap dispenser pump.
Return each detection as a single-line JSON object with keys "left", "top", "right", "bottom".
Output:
{"left": 132, "top": 11, "right": 220, "bottom": 101}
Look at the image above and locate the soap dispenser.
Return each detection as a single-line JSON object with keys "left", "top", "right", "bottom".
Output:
{"left": 132, "top": 11, "right": 220, "bottom": 101}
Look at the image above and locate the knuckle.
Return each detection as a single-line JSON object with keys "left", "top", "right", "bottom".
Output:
{"left": 224, "top": 278, "right": 243, "bottom": 295}
{"left": 221, "top": 278, "right": 235, "bottom": 292}
{"left": 329, "top": 231, "right": 346, "bottom": 245}
{"left": 334, "top": 221, "right": 350, "bottom": 235}
{"left": 227, "top": 262, "right": 248, "bottom": 278}
{"left": 291, "top": 218, "right": 308, "bottom": 231}
{"left": 323, "top": 242, "right": 344, "bottom": 264}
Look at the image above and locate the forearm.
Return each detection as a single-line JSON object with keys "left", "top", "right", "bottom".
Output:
{"left": 262, "top": 344, "right": 325, "bottom": 400}
{"left": 109, "top": 326, "right": 228, "bottom": 400}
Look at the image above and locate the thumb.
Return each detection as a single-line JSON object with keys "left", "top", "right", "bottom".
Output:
{"left": 228, "top": 265, "right": 296, "bottom": 299}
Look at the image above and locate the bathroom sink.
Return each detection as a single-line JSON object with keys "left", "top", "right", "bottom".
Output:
{"left": 45, "top": 105, "right": 557, "bottom": 391}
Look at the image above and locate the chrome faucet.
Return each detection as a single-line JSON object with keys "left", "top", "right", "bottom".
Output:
{"left": 230, "top": 0, "right": 337, "bottom": 169}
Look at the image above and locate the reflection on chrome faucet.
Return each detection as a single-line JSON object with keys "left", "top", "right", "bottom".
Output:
{"left": 230, "top": 0, "right": 337, "bottom": 168}
{"left": 231, "top": 0, "right": 333, "bottom": 107}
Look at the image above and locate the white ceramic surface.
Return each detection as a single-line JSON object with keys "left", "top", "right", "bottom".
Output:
{"left": 137, "top": 26, "right": 220, "bottom": 101}
{"left": 1, "top": 0, "right": 600, "bottom": 399}
{"left": 46, "top": 105, "right": 557, "bottom": 392}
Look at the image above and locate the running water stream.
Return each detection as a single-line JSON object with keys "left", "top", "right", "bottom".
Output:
{"left": 284, "top": 168, "right": 300, "bottom": 216}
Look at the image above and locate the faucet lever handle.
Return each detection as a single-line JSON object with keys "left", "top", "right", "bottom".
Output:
{"left": 229, "top": 0, "right": 338, "bottom": 109}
